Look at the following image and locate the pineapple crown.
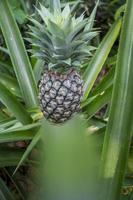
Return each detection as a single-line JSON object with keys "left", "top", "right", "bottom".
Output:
{"left": 28, "top": 0, "right": 99, "bottom": 71}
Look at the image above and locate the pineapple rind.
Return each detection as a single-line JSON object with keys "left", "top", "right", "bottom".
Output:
{"left": 39, "top": 70, "right": 83, "bottom": 123}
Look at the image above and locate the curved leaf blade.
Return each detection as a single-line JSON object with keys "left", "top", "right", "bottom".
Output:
{"left": 90, "top": 67, "right": 115, "bottom": 97}
{"left": 85, "top": 86, "right": 112, "bottom": 118}
{"left": 83, "top": 19, "right": 122, "bottom": 100}
{"left": 0, "top": 72, "right": 21, "bottom": 98}
{"left": 100, "top": 0, "right": 133, "bottom": 199}
{"left": 13, "top": 129, "right": 41, "bottom": 175}
{"left": 0, "top": 82, "right": 32, "bottom": 124}
{"left": 0, "top": 122, "right": 40, "bottom": 143}
{"left": 33, "top": 60, "right": 44, "bottom": 84}
{"left": 0, "top": 146, "right": 25, "bottom": 168}
{"left": 0, "top": 178, "right": 15, "bottom": 200}
{"left": 0, "top": 0, "right": 38, "bottom": 108}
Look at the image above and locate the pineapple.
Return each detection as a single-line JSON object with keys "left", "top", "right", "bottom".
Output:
{"left": 28, "top": 0, "right": 98, "bottom": 123}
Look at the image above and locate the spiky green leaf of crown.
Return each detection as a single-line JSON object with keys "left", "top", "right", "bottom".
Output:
{"left": 28, "top": 0, "right": 99, "bottom": 70}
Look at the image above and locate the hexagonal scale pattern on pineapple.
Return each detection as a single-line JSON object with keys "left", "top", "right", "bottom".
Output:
{"left": 39, "top": 70, "right": 83, "bottom": 123}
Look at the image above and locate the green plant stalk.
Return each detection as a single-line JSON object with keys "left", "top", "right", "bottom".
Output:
{"left": 100, "top": 0, "right": 133, "bottom": 199}
{"left": 0, "top": 0, "right": 38, "bottom": 108}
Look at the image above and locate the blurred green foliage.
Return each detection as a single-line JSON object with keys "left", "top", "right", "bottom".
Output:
{"left": 0, "top": 0, "right": 132, "bottom": 200}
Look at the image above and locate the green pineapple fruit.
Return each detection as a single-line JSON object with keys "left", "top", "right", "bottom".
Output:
{"left": 28, "top": 0, "right": 98, "bottom": 123}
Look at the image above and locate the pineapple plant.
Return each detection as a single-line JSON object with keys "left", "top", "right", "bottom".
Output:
{"left": 28, "top": 0, "right": 98, "bottom": 123}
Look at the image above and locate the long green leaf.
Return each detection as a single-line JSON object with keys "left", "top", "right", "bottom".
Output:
{"left": 0, "top": 122, "right": 40, "bottom": 143}
{"left": 0, "top": 82, "right": 32, "bottom": 124}
{"left": 0, "top": 72, "right": 21, "bottom": 98}
{"left": 83, "top": 19, "right": 122, "bottom": 100}
{"left": 0, "top": 46, "right": 9, "bottom": 54}
{"left": 0, "top": 112, "right": 7, "bottom": 121}
{"left": 20, "top": 0, "right": 29, "bottom": 14}
{"left": 90, "top": 67, "right": 115, "bottom": 97}
{"left": 85, "top": 86, "right": 112, "bottom": 118}
{"left": 0, "top": 146, "right": 25, "bottom": 167}
{"left": 50, "top": 0, "right": 61, "bottom": 12}
{"left": 3, "top": 168, "right": 26, "bottom": 200}
{"left": 13, "top": 128, "right": 42, "bottom": 175}
{"left": 0, "top": 130, "right": 35, "bottom": 143}
{"left": 0, "top": 0, "right": 38, "bottom": 108}
{"left": 0, "top": 61, "right": 13, "bottom": 76}
{"left": 33, "top": 60, "right": 44, "bottom": 84}
{"left": 0, "top": 178, "right": 15, "bottom": 200}
{"left": 0, "top": 118, "right": 17, "bottom": 131}
{"left": 100, "top": 0, "right": 133, "bottom": 199}
{"left": 85, "top": 0, "right": 99, "bottom": 31}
